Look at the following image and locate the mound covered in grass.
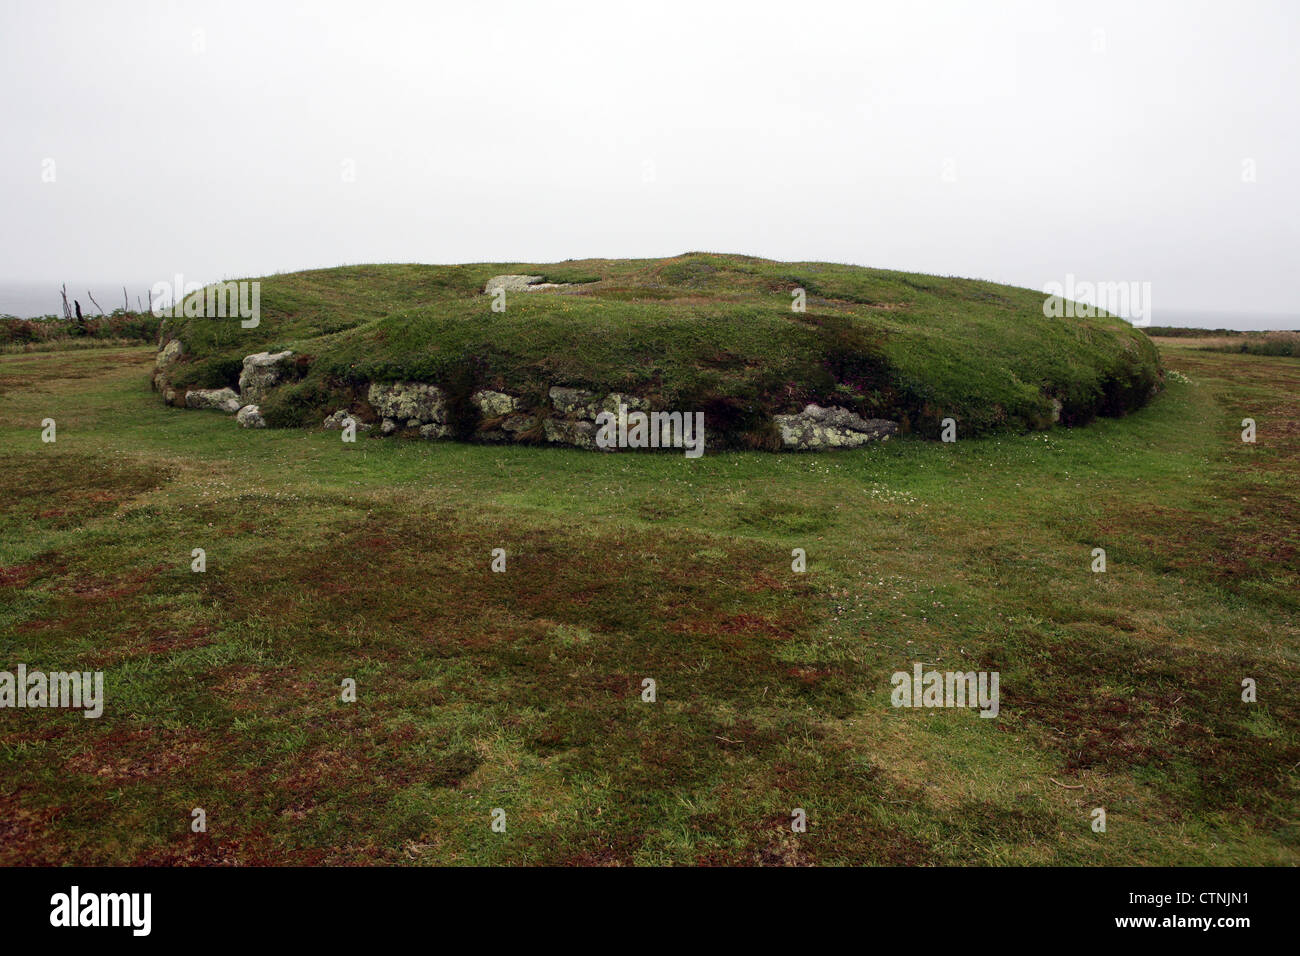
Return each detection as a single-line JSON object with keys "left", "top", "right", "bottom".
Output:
{"left": 152, "top": 253, "right": 1161, "bottom": 447}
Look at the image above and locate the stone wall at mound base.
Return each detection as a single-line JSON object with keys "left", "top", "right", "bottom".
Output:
{"left": 152, "top": 342, "right": 899, "bottom": 452}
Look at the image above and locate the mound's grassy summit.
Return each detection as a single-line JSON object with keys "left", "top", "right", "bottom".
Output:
{"left": 156, "top": 253, "right": 1161, "bottom": 446}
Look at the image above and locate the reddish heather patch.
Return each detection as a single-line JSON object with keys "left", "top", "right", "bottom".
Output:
{"left": 64, "top": 727, "right": 208, "bottom": 784}
{"left": 0, "top": 789, "right": 64, "bottom": 865}
{"left": 0, "top": 562, "right": 43, "bottom": 588}
{"left": 133, "top": 830, "right": 332, "bottom": 866}
{"left": 744, "top": 571, "right": 791, "bottom": 593}
{"left": 70, "top": 563, "right": 165, "bottom": 601}
{"left": 212, "top": 665, "right": 313, "bottom": 714}
{"left": 785, "top": 666, "right": 830, "bottom": 686}
{"left": 745, "top": 813, "right": 816, "bottom": 866}
{"left": 141, "top": 625, "right": 217, "bottom": 655}
{"left": 684, "top": 612, "right": 798, "bottom": 640}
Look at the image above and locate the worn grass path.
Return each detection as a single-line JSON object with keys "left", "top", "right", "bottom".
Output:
{"left": 0, "top": 343, "right": 1295, "bottom": 864}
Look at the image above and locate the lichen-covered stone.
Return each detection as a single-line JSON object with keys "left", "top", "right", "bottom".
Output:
{"left": 601, "top": 393, "right": 651, "bottom": 414}
{"left": 367, "top": 382, "right": 447, "bottom": 424}
{"left": 185, "top": 387, "right": 242, "bottom": 413}
{"left": 549, "top": 386, "right": 599, "bottom": 418}
{"left": 543, "top": 419, "right": 598, "bottom": 449}
{"left": 418, "top": 423, "right": 452, "bottom": 440}
{"left": 483, "top": 274, "right": 581, "bottom": 294}
{"left": 323, "top": 409, "right": 371, "bottom": 431}
{"left": 773, "top": 404, "right": 897, "bottom": 449}
{"left": 153, "top": 339, "right": 185, "bottom": 392}
{"left": 155, "top": 338, "right": 184, "bottom": 369}
{"left": 500, "top": 413, "right": 537, "bottom": 433}
{"left": 472, "top": 389, "right": 518, "bottom": 417}
{"left": 484, "top": 274, "right": 544, "bottom": 293}
{"left": 236, "top": 404, "right": 266, "bottom": 428}
{"left": 239, "top": 350, "right": 294, "bottom": 403}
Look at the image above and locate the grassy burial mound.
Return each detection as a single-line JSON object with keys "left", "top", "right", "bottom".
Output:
{"left": 150, "top": 253, "right": 1161, "bottom": 450}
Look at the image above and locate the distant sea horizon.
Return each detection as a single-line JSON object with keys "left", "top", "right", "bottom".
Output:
{"left": 0, "top": 280, "right": 1295, "bottom": 331}
{"left": 0, "top": 281, "right": 168, "bottom": 319}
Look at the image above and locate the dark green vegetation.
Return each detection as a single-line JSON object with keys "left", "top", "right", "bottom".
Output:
{"left": 1, "top": 338, "right": 1295, "bottom": 864}
{"left": 1, "top": 313, "right": 161, "bottom": 352}
{"left": 158, "top": 254, "right": 1160, "bottom": 441}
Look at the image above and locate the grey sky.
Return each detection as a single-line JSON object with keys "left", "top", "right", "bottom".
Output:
{"left": 2, "top": 0, "right": 1296, "bottom": 315}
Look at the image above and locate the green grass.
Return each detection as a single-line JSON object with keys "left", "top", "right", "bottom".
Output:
{"left": 0, "top": 339, "right": 1295, "bottom": 865}
{"left": 157, "top": 254, "right": 1160, "bottom": 440}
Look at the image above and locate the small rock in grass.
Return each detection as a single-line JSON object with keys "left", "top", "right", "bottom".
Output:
{"left": 236, "top": 404, "right": 266, "bottom": 428}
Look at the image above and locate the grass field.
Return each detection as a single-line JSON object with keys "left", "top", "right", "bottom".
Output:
{"left": 1, "top": 337, "right": 1296, "bottom": 865}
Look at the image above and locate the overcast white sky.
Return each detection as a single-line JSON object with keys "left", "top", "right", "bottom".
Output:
{"left": 2, "top": 0, "right": 1296, "bottom": 314}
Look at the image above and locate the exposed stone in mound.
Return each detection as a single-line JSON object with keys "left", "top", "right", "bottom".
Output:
{"left": 543, "top": 419, "right": 598, "bottom": 449}
{"left": 164, "top": 369, "right": 894, "bottom": 454}
{"left": 237, "top": 404, "right": 266, "bottom": 428}
{"left": 500, "top": 413, "right": 537, "bottom": 433}
{"left": 471, "top": 389, "right": 518, "bottom": 417}
{"left": 484, "top": 274, "right": 544, "bottom": 293}
{"left": 483, "top": 275, "right": 578, "bottom": 294}
{"left": 155, "top": 338, "right": 184, "bottom": 369}
{"left": 774, "top": 404, "right": 897, "bottom": 449}
{"left": 368, "top": 382, "right": 447, "bottom": 425}
{"left": 239, "top": 350, "right": 294, "bottom": 403}
{"left": 152, "top": 339, "right": 185, "bottom": 391}
{"left": 185, "top": 387, "right": 242, "bottom": 413}
{"left": 547, "top": 387, "right": 650, "bottom": 420}
{"left": 323, "top": 409, "right": 371, "bottom": 431}
{"left": 601, "top": 393, "right": 651, "bottom": 414}
{"left": 549, "top": 386, "right": 600, "bottom": 418}
{"left": 539, "top": 388, "right": 657, "bottom": 449}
